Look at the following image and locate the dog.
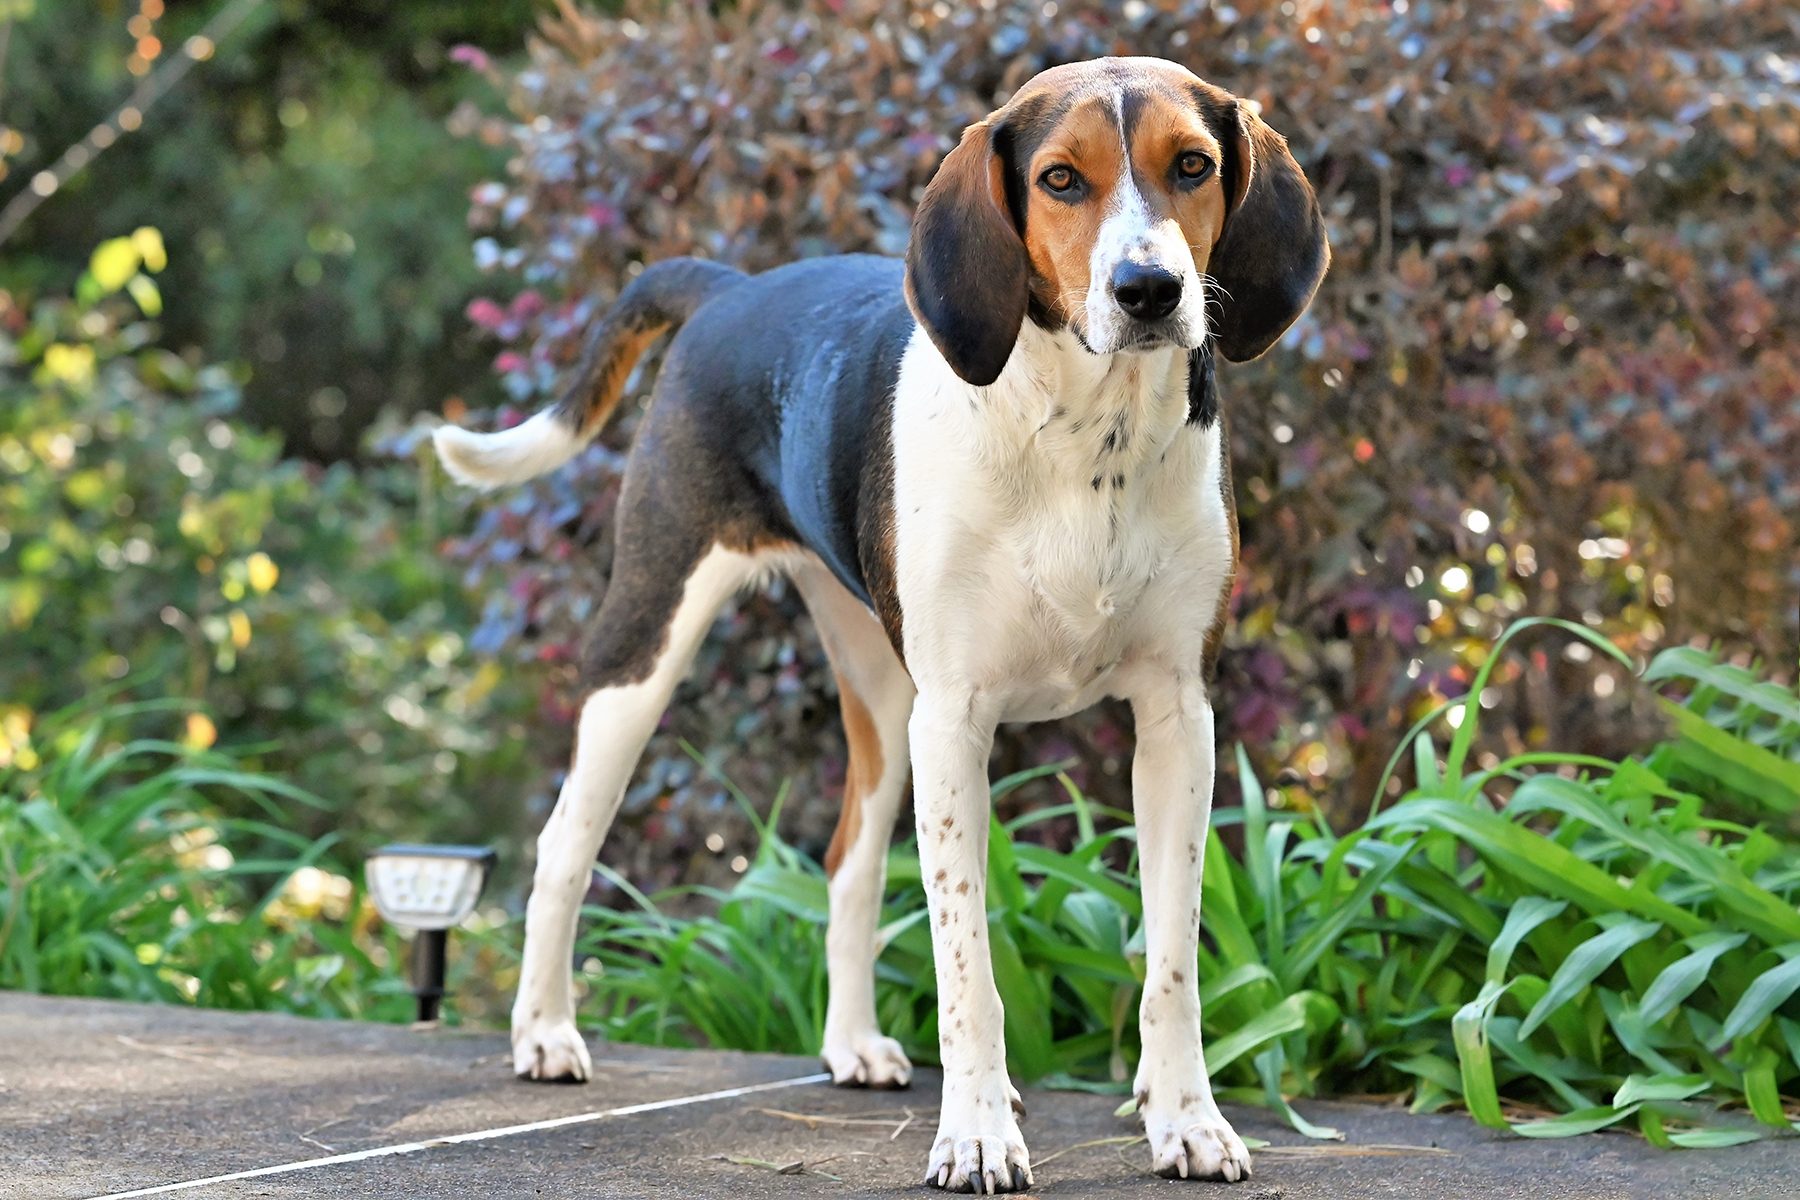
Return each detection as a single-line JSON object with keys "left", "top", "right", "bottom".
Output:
{"left": 434, "top": 55, "right": 1327, "bottom": 1192}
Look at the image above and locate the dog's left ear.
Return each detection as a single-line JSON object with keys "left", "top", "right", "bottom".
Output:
{"left": 905, "top": 119, "right": 1030, "bottom": 387}
{"left": 1203, "top": 97, "right": 1330, "bottom": 363}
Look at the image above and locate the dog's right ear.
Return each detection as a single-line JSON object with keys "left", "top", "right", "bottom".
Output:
{"left": 905, "top": 120, "right": 1030, "bottom": 387}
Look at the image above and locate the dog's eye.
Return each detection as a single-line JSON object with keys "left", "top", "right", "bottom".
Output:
{"left": 1177, "top": 151, "right": 1214, "bottom": 182}
{"left": 1039, "top": 165, "right": 1079, "bottom": 194}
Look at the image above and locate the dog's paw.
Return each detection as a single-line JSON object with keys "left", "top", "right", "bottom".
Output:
{"left": 511, "top": 1018, "right": 592, "bottom": 1082}
{"left": 925, "top": 1097, "right": 1032, "bottom": 1193}
{"left": 821, "top": 1030, "right": 912, "bottom": 1088}
{"left": 1146, "top": 1109, "right": 1251, "bottom": 1182}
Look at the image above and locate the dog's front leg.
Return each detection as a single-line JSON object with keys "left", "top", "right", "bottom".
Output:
{"left": 1130, "top": 675, "right": 1251, "bottom": 1181}
{"left": 911, "top": 693, "right": 1032, "bottom": 1193}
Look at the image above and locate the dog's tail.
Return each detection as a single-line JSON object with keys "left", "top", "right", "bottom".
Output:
{"left": 433, "top": 258, "right": 745, "bottom": 490}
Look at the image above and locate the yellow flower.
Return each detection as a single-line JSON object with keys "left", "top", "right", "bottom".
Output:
{"left": 245, "top": 551, "right": 279, "bottom": 594}
{"left": 182, "top": 712, "right": 217, "bottom": 750}
{"left": 132, "top": 226, "right": 168, "bottom": 272}
{"left": 89, "top": 236, "right": 141, "bottom": 293}
{"left": 127, "top": 274, "right": 163, "bottom": 317}
{"left": 43, "top": 343, "right": 96, "bottom": 387}
{"left": 228, "top": 609, "right": 252, "bottom": 649}
{"left": 0, "top": 707, "right": 32, "bottom": 769}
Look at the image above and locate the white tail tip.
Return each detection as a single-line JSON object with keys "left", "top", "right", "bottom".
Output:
{"left": 431, "top": 412, "right": 582, "bottom": 490}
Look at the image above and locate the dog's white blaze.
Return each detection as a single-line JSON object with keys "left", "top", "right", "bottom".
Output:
{"left": 1081, "top": 89, "right": 1210, "bottom": 354}
{"left": 890, "top": 317, "right": 1234, "bottom": 1187}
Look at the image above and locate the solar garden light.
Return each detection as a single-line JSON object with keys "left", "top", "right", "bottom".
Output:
{"left": 365, "top": 844, "right": 496, "bottom": 1024}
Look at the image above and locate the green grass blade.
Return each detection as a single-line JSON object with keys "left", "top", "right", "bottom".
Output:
{"left": 1205, "top": 992, "right": 1315, "bottom": 1076}
{"left": 1452, "top": 981, "right": 1513, "bottom": 1128}
{"left": 1487, "top": 897, "right": 1568, "bottom": 985}
{"left": 1510, "top": 1105, "right": 1637, "bottom": 1138}
{"left": 1713, "top": 950, "right": 1800, "bottom": 1050}
{"left": 1517, "top": 918, "right": 1661, "bottom": 1040}
{"left": 1637, "top": 932, "right": 1749, "bottom": 1025}
{"left": 1667, "top": 1128, "right": 1767, "bottom": 1148}
{"left": 1613, "top": 1073, "right": 1708, "bottom": 1106}
{"left": 1659, "top": 701, "right": 1800, "bottom": 814}
{"left": 1444, "top": 618, "right": 1635, "bottom": 785}
{"left": 1742, "top": 1050, "right": 1798, "bottom": 1131}
{"left": 1644, "top": 646, "right": 1800, "bottom": 727}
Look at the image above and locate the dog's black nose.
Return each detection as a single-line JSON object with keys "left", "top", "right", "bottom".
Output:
{"left": 1111, "top": 263, "right": 1183, "bottom": 322}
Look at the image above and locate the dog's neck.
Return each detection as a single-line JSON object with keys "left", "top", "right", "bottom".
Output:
{"left": 970, "top": 322, "right": 1193, "bottom": 488}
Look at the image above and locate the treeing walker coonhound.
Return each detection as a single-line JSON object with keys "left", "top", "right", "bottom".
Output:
{"left": 434, "top": 55, "right": 1327, "bottom": 1192}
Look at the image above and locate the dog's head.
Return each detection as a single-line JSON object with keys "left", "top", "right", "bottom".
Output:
{"left": 905, "top": 57, "right": 1329, "bottom": 386}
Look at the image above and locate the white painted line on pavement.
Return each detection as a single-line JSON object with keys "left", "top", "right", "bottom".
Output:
{"left": 86, "top": 1071, "right": 833, "bottom": 1198}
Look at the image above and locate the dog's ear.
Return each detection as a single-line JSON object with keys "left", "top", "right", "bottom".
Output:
{"left": 1204, "top": 98, "right": 1330, "bottom": 362}
{"left": 905, "top": 119, "right": 1030, "bottom": 387}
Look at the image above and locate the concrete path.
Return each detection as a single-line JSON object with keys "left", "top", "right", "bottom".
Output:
{"left": 0, "top": 993, "right": 1792, "bottom": 1199}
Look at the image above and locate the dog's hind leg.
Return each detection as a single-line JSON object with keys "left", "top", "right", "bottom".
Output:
{"left": 791, "top": 560, "right": 916, "bottom": 1088}
{"left": 511, "top": 539, "right": 766, "bottom": 1082}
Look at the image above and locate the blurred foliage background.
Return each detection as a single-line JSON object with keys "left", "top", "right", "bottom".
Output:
{"left": 2, "top": 0, "right": 1797, "bottom": 907}
{"left": 1, "top": 0, "right": 533, "bottom": 457}
{"left": 443, "top": 0, "right": 1800, "bottom": 892}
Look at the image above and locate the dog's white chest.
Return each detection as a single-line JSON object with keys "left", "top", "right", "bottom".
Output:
{"left": 891, "top": 328, "right": 1232, "bottom": 721}
{"left": 989, "top": 498, "right": 1166, "bottom": 718}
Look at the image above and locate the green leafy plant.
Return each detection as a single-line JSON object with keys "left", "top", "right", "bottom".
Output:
{"left": 1644, "top": 646, "right": 1800, "bottom": 829}
{"left": 555, "top": 627, "right": 1800, "bottom": 1147}
{"left": 0, "top": 695, "right": 396, "bottom": 1016}
{"left": 7, "top": 618, "right": 1794, "bottom": 1149}
{"left": 0, "top": 694, "right": 525, "bottom": 1026}
{"left": 0, "top": 236, "right": 543, "bottom": 869}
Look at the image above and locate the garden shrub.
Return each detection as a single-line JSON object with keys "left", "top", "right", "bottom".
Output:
{"left": 0, "top": 695, "right": 519, "bottom": 1024}
{"left": 1, "top": 0, "right": 541, "bottom": 459}
{"left": 437, "top": 0, "right": 1798, "bottom": 883}
{"left": 0, "top": 234, "right": 544, "bottom": 876}
{"left": 551, "top": 633, "right": 1800, "bottom": 1144}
